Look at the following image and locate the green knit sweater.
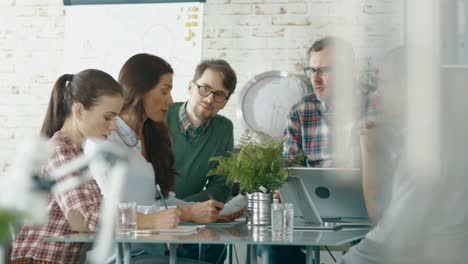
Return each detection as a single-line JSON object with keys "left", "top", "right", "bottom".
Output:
{"left": 167, "top": 102, "right": 233, "bottom": 202}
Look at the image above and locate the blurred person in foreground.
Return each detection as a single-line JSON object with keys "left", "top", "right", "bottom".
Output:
{"left": 342, "top": 47, "right": 468, "bottom": 263}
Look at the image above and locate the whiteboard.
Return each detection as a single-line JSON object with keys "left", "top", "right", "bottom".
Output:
{"left": 63, "top": 3, "right": 204, "bottom": 102}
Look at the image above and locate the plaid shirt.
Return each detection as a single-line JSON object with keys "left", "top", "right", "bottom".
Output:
{"left": 10, "top": 132, "right": 102, "bottom": 263}
{"left": 178, "top": 102, "right": 211, "bottom": 143}
{"left": 283, "top": 87, "right": 377, "bottom": 167}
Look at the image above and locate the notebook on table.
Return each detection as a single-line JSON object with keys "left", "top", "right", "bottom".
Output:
{"left": 135, "top": 225, "right": 205, "bottom": 235}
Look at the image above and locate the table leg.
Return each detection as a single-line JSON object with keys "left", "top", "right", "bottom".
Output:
{"left": 116, "top": 243, "right": 122, "bottom": 264}
{"left": 305, "top": 246, "right": 320, "bottom": 264}
{"left": 198, "top": 243, "right": 202, "bottom": 261}
{"left": 169, "top": 244, "right": 177, "bottom": 264}
{"left": 227, "top": 244, "right": 233, "bottom": 264}
{"left": 314, "top": 247, "right": 320, "bottom": 264}
{"left": 249, "top": 245, "right": 257, "bottom": 264}
{"left": 261, "top": 245, "right": 269, "bottom": 264}
{"left": 122, "top": 243, "right": 131, "bottom": 264}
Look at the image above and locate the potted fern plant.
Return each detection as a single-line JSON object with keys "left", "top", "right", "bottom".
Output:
{"left": 208, "top": 140, "right": 289, "bottom": 225}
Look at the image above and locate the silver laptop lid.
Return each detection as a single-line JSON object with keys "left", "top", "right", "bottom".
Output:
{"left": 280, "top": 176, "right": 323, "bottom": 226}
{"left": 284, "top": 167, "right": 368, "bottom": 219}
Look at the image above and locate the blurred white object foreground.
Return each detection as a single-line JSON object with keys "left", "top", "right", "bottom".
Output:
{"left": 0, "top": 136, "right": 129, "bottom": 264}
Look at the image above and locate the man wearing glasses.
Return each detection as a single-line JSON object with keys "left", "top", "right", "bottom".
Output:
{"left": 166, "top": 59, "right": 237, "bottom": 263}
{"left": 283, "top": 36, "right": 374, "bottom": 168}
{"left": 277, "top": 37, "right": 376, "bottom": 263}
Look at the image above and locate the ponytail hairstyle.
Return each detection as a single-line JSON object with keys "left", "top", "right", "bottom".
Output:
{"left": 41, "top": 69, "right": 123, "bottom": 138}
{"left": 118, "top": 53, "right": 176, "bottom": 197}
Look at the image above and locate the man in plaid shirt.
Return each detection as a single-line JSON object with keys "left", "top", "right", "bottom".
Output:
{"left": 283, "top": 36, "right": 376, "bottom": 168}
{"left": 275, "top": 37, "right": 377, "bottom": 264}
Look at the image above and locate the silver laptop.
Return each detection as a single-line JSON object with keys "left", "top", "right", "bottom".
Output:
{"left": 280, "top": 167, "right": 370, "bottom": 230}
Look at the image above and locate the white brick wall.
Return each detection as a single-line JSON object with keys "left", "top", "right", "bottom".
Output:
{"left": 0, "top": 0, "right": 402, "bottom": 177}
{"left": 0, "top": 0, "right": 64, "bottom": 175}
{"left": 204, "top": 0, "right": 403, "bottom": 146}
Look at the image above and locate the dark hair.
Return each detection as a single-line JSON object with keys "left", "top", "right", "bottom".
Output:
{"left": 41, "top": 69, "right": 123, "bottom": 138}
{"left": 143, "top": 119, "right": 176, "bottom": 197}
{"left": 192, "top": 59, "right": 237, "bottom": 97}
{"left": 118, "top": 53, "right": 175, "bottom": 197}
{"left": 119, "top": 53, "right": 174, "bottom": 129}
{"left": 307, "top": 36, "right": 355, "bottom": 62}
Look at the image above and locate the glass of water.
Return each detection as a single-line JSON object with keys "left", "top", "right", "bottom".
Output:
{"left": 271, "top": 202, "right": 284, "bottom": 237}
{"left": 117, "top": 201, "right": 137, "bottom": 236}
{"left": 283, "top": 203, "right": 294, "bottom": 236}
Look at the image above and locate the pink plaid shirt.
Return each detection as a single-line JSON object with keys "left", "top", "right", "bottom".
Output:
{"left": 10, "top": 131, "right": 102, "bottom": 263}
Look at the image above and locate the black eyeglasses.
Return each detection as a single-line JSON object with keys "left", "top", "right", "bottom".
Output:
{"left": 303, "top": 66, "right": 333, "bottom": 77}
{"left": 192, "top": 81, "right": 229, "bottom": 103}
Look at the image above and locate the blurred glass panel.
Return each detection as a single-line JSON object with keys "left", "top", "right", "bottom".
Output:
{"left": 442, "top": 0, "right": 468, "bottom": 64}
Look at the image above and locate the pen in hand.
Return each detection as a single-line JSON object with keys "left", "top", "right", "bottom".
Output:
{"left": 207, "top": 192, "right": 215, "bottom": 200}
{"left": 156, "top": 184, "right": 169, "bottom": 209}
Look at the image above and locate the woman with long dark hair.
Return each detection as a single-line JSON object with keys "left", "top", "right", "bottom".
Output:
{"left": 117, "top": 53, "right": 177, "bottom": 199}
{"left": 84, "top": 53, "right": 225, "bottom": 263}
{"left": 85, "top": 53, "right": 225, "bottom": 226}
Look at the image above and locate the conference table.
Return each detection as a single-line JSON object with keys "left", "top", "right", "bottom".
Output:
{"left": 47, "top": 222, "right": 369, "bottom": 264}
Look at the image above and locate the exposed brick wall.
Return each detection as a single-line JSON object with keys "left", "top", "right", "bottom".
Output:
{"left": 203, "top": 0, "right": 404, "bottom": 145}
{"left": 0, "top": 0, "right": 65, "bottom": 175}
{"left": 0, "top": 0, "right": 402, "bottom": 176}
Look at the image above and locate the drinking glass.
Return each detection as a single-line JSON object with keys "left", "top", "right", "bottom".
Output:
{"left": 117, "top": 201, "right": 137, "bottom": 236}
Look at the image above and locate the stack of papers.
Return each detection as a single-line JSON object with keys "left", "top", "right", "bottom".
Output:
{"left": 220, "top": 194, "right": 247, "bottom": 216}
